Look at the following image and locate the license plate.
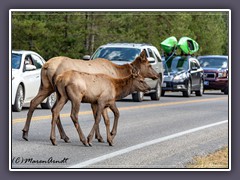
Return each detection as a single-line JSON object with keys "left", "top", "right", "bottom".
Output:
{"left": 204, "top": 81, "right": 209, "bottom": 85}
{"left": 162, "top": 82, "right": 166, "bottom": 87}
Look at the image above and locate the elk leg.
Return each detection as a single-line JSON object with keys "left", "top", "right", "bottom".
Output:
{"left": 70, "top": 100, "right": 88, "bottom": 146}
{"left": 109, "top": 102, "right": 120, "bottom": 140}
{"left": 88, "top": 104, "right": 104, "bottom": 146}
{"left": 91, "top": 104, "right": 104, "bottom": 143}
{"left": 48, "top": 97, "right": 70, "bottom": 143}
{"left": 50, "top": 96, "right": 67, "bottom": 146}
{"left": 56, "top": 115, "right": 70, "bottom": 143}
{"left": 102, "top": 107, "right": 113, "bottom": 146}
{"left": 22, "top": 88, "right": 52, "bottom": 141}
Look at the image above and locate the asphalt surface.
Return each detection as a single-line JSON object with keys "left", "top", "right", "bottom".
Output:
{"left": 11, "top": 90, "right": 229, "bottom": 170}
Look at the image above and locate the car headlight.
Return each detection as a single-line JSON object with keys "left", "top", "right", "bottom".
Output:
{"left": 218, "top": 71, "right": 227, "bottom": 78}
{"left": 173, "top": 73, "right": 187, "bottom": 83}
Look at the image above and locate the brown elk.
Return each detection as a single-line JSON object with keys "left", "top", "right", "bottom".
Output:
{"left": 22, "top": 50, "right": 159, "bottom": 143}
{"left": 51, "top": 70, "right": 151, "bottom": 146}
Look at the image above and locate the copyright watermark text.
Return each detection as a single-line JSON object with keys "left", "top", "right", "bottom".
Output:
{"left": 12, "top": 157, "right": 69, "bottom": 165}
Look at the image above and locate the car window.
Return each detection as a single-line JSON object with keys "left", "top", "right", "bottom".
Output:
{"left": 191, "top": 60, "right": 200, "bottom": 69}
{"left": 147, "top": 48, "right": 155, "bottom": 58}
{"left": 153, "top": 51, "right": 162, "bottom": 62}
{"left": 25, "top": 55, "right": 34, "bottom": 65}
{"left": 198, "top": 57, "right": 228, "bottom": 68}
{"left": 166, "top": 57, "right": 189, "bottom": 72}
{"left": 12, "top": 53, "right": 22, "bottom": 69}
{"left": 32, "top": 54, "right": 44, "bottom": 69}
{"left": 91, "top": 47, "right": 141, "bottom": 62}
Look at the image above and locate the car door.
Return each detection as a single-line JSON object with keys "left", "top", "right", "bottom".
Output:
{"left": 23, "top": 54, "right": 43, "bottom": 102}
{"left": 190, "top": 59, "right": 201, "bottom": 90}
{"left": 21, "top": 54, "right": 39, "bottom": 102}
{"left": 144, "top": 48, "right": 158, "bottom": 88}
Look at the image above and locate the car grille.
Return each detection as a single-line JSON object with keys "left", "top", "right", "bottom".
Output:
{"left": 204, "top": 73, "right": 216, "bottom": 79}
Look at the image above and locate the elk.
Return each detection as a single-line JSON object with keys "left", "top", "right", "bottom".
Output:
{"left": 22, "top": 50, "right": 159, "bottom": 143}
{"left": 51, "top": 70, "right": 151, "bottom": 146}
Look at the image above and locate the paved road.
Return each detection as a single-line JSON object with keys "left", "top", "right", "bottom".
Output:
{"left": 11, "top": 90, "right": 229, "bottom": 170}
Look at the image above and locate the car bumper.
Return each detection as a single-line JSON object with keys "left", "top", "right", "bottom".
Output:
{"left": 204, "top": 78, "right": 228, "bottom": 90}
{"left": 162, "top": 81, "right": 187, "bottom": 91}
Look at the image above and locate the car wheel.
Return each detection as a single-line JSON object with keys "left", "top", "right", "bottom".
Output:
{"left": 224, "top": 87, "right": 228, "bottom": 95}
{"left": 132, "top": 91, "right": 144, "bottom": 102}
{"left": 161, "top": 90, "right": 165, "bottom": 96}
{"left": 150, "top": 81, "right": 161, "bottom": 101}
{"left": 195, "top": 80, "right": 204, "bottom": 96}
{"left": 12, "top": 85, "right": 24, "bottom": 112}
{"left": 41, "top": 93, "right": 56, "bottom": 109}
{"left": 183, "top": 80, "right": 192, "bottom": 97}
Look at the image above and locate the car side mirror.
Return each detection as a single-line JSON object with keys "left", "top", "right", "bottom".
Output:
{"left": 147, "top": 57, "right": 155, "bottom": 63}
{"left": 83, "top": 55, "right": 91, "bottom": 60}
{"left": 191, "top": 66, "right": 198, "bottom": 71}
{"left": 25, "top": 64, "right": 36, "bottom": 71}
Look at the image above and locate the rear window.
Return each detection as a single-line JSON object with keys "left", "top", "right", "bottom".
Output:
{"left": 91, "top": 47, "right": 141, "bottom": 62}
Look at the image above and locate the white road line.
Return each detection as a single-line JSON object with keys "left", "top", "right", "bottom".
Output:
{"left": 68, "top": 120, "right": 228, "bottom": 168}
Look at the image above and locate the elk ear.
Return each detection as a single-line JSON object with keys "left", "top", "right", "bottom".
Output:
{"left": 140, "top": 50, "right": 147, "bottom": 58}
{"left": 132, "top": 67, "right": 139, "bottom": 78}
{"left": 139, "top": 50, "right": 147, "bottom": 62}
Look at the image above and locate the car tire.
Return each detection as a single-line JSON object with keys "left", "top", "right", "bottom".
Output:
{"left": 183, "top": 80, "right": 192, "bottom": 97}
{"left": 224, "top": 87, "right": 228, "bottom": 95}
{"left": 195, "top": 80, "right": 204, "bottom": 96}
{"left": 12, "top": 84, "right": 24, "bottom": 112}
{"left": 150, "top": 81, "right": 161, "bottom": 101}
{"left": 41, "top": 93, "right": 56, "bottom": 109}
{"left": 132, "top": 91, "right": 144, "bottom": 102}
{"left": 161, "top": 90, "right": 165, "bottom": 96}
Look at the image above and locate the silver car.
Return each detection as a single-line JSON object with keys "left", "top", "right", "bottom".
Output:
{"left": 84, "top": 43, "right": 164, "bottom": 102}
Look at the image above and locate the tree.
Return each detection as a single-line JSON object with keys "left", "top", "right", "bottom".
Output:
{"left": 11, "top": 11, "right": 229, "bottom": 59}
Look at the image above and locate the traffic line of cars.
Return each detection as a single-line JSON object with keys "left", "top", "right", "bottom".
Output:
{"left": 161, "top": 55, "right": 228, "bottom": 97}
{"left": 11, "top": 44, "right": 228, "bottom": 112}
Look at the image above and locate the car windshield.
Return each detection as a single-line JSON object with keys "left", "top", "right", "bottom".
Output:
{"left": 198, "top": 57, "right": 228, "bottom": 68}
{"left": 91, "top": 47, "right": 141, "bottom": 62}
{"left": 12, "top": 53, "right": 22, "bottom": 69}
{"left": 165, "top": 57, "right": 189, "bottom": 73}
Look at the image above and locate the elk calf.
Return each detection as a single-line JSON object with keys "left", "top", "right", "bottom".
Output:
{"left": 50, "top": 70, "right": 151, "bottom": 146}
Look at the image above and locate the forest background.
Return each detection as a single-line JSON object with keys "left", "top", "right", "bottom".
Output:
{"left": 11, "top": 11, "right": 229, "bottom": 60}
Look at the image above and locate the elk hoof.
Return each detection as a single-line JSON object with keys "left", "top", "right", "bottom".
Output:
{"left": 50, "top": 138, "right": 57, "bottom": 146}
{"left": 63, "top": 136, "right": 70, "bottom": 143}
{"left": 22, "top": 130, "right": 28, "bottom": 141}
{"left": 97, "top": 138, "right": 105, "bottom": 143}
{"left": 108, "top": 140, "right": 114, "bottom": 146}
{"left": 82, "top": 140, "right": 89, "bottom": 147}
{"left": 87, "top": 136, "right": 93, "bottom": 146}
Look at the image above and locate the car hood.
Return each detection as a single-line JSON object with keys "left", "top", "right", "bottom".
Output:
{"left": 163, "top": 70, "right": 187, "bottom": 81}
{"left": 110, "top": 60, "right": 131, "bottom": 65}
{"left": 164, "top": 70, "right": 186, "bottom": 76}
{"left": 203, "top": 67, "right": 227, "bottom": 73}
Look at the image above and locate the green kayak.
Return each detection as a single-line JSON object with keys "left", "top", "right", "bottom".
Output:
{"left": 178, "top": 37, "right": 199, "bottom": 55}
{"left": 160, "top": 36, "right": 178, "bottom": 54}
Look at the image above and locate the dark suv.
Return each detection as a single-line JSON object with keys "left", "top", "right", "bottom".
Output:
{"left": 162, "top": 55, "right": 204, "bottom": 97}
{"left": 197, "top": 55, "right": 228, "bottom": 94}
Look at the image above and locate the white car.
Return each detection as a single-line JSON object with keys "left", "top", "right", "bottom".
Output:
{"left": 12, "top": 50, "right": 56, "bottom": 112}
